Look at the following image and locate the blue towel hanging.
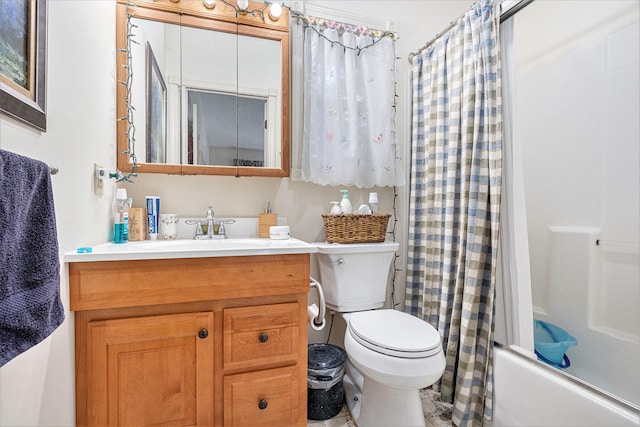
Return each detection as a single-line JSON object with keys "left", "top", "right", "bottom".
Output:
{"left": 0, "top": 149, "right": 65, "bottom": 367}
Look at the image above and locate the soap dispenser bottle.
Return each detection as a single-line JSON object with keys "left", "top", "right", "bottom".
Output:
{"left": 113, "top": 188, "right": 129, "bottom": 244}
{"left": 339, "top": 190, "right": 352, "bottom": 214}
{"left": 369, "top": 192, "right": 379, "bottom": 214}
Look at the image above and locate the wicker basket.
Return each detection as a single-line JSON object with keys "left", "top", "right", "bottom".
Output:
{"left": 322, "top": 214, "right": 391, "bottom": 244}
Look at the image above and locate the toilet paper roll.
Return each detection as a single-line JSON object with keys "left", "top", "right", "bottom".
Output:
{"left": 307, "top": 303, "right": 325, "bottom": 331}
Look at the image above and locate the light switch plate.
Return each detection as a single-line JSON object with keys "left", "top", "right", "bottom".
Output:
{"left": 94, "top": 163, "right": 104, "bottom": 196}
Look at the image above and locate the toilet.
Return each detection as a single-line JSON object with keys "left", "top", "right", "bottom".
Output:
{"left": 313, "top": 242, "right": 445, "bottom": 427}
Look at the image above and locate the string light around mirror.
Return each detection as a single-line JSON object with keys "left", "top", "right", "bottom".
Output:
{"left": 116, "top": 0, "right": 139, "bottom": 182}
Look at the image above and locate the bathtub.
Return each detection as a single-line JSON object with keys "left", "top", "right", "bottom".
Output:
{"left": 489, "top": 345, "right": 640, "bottom": 427}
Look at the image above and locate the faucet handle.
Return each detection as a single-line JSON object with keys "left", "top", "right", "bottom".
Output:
{"left": 185, "top": 219, "right": 206, "bottom": 236}
{"left": 206, "top": 206, "right": 214, "bottom": 219}
{"left": 215, "top": 219, "right": 236, "bottom": 237}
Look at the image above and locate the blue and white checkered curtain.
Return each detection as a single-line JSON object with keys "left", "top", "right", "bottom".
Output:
{"left": 406, "top": 0, "right": 503, "bottom": 424}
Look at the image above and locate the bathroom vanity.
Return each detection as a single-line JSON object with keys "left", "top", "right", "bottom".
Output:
{"left": 67, "top": 239, "right": 314, "bottom": 426}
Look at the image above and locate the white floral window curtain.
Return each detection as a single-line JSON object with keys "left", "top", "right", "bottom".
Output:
{"left": 298, "top": 16, "right": 403, "bottom": 188}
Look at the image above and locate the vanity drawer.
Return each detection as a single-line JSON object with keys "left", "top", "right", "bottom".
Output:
{"left": 223, "top": 365, "right": 300, "bottom": 427}
{"left": 69, "top": 254, "right": 310, "bottom": 311}
{"left": 224, "top": 303, "right": 300, "bottom": 371}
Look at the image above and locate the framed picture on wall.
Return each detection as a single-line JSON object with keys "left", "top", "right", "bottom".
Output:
{"left": 0, "top": 0, "right": 47, "bottom": 131}
{"left": 145, "top": 42, "right": 167, "bottom": 164}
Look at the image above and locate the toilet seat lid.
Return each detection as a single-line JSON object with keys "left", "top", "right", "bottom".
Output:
{"left": 348, "top": 310, "right": 441, "bottom": 358}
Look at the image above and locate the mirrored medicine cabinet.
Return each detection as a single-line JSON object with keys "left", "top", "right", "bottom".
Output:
{"left": 116, "top": 0, "right": 290, "bottom": 177}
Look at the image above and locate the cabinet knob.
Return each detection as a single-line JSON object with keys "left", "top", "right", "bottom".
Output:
{"left": 198, "top": 328, "right": 209, "bottom": 339}
{"left": 258, "top": 332, "right": 269, "bottom": 343}
{"left": 258, "top": 399, "right": 268, "bottom": 410}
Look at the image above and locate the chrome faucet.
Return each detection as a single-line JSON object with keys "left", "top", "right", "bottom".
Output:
{"left": 186, "top": 206, "right": 235, "bottom": 239}
{"left": 205, "top": 206, "right": 215, "bottom": 238}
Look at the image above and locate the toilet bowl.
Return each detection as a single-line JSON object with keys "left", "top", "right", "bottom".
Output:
{"left": 313, "top": 242, "right": 446, "bottom": 427}
{"left": 342, "top": 310, "right": 445, "bottom": 427}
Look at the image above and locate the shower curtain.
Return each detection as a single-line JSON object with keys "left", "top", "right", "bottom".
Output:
{"left": 406, "top": 0, "right": 503, "bottom": 424}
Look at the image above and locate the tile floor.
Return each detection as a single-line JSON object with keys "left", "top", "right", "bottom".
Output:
{"left": 307, "top": 388, "right": 454, "bottom": 427}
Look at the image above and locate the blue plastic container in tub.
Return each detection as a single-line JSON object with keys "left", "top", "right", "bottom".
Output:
{"left": 534, "top": 320, "right": 577, "bottom": 369}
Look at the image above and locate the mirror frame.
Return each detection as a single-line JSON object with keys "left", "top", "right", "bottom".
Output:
{"left": 116, "top": 0, "right": 290, "bottom": 177}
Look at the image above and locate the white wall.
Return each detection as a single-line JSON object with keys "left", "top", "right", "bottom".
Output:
{"left": 0, "top": 2, "right": 116, "bottom": 425}
{"left": 0, "top": 1, "right": 474, "bottom": 425}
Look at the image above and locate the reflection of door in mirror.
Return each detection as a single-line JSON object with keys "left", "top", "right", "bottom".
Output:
{"left": 187, "top": 91, "right": 269, "bottom": 167}
{"left": 181, "top": 28, "right": 281, "bottom": 169}
{"left": 237, "top": 32, "right": 282, "bottom": 169}
{"left": 180, "top": 25, "right": 236, "bottom": 168}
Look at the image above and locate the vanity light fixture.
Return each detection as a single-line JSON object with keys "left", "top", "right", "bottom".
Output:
{"left": 268, "top": 2, "right": 282, "bottom": 21}
{"left": 213, "top": 0, "right": 283, "bottom": 21}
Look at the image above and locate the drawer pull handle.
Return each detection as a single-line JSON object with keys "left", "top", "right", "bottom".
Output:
{"left": 259, "top": 332, "right": 269, "bottom": 343}
{"left": 258, "top": 399, "right": 268, "bottom": 410}
{"left": 198, "top": 328, "right": 209, "bottom": 339}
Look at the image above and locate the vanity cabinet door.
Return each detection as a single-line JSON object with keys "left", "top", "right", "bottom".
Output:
{"left": 86, "top": 312, "right": 214, "bottom": 426}
{"left": 223, "top": 365, "right": 299, "bottom": 427}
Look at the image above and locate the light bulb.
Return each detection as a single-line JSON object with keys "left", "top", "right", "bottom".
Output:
{"left": 268, "top": 3, "right": 282, "bottom": 20}
{"left": 237, "top": 0, "right": 248, "bottom": 10}
{"left": 203, "top": 0, "right": 215, "bottom": 9}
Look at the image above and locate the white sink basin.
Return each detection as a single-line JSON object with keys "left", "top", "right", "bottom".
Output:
{"left": 136, "top": 238, "right": 272, "bottom": 251}
{"left": 65, "top": 237, "right": 316, "bottom": 262}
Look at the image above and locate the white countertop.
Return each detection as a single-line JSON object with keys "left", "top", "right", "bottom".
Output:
{"left": 64, "top": 237, "right": 317, "bottom": 263}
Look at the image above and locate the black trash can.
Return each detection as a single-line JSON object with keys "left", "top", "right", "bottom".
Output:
{"left": 307, "top": 343, "right": 348, "bottom": 420}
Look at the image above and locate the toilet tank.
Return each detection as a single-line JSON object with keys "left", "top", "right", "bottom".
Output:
{"left": 313, "top": 242, "right": 399, "bottom": 312}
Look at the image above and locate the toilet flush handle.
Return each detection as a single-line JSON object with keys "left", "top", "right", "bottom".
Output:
{"left": 336, "top": 258, "right": 345, "bottom": 265}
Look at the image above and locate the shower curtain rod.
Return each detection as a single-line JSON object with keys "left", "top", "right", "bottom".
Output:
{"left": 407, "top": 0, "right": 535, "bottom": 63}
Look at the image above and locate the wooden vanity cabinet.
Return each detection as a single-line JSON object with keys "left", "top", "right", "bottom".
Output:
{"left": 69, "top": 254, "right": 309, "bottom": 427}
